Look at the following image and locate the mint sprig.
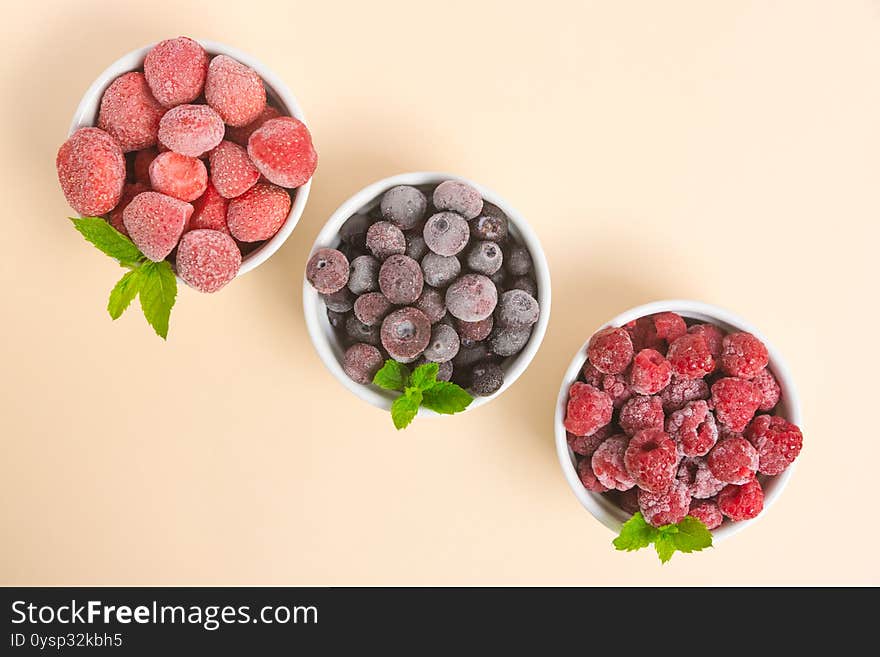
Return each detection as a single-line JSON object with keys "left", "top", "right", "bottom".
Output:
{"left": 71, "top": 217, "right": 177, "bottom": 339}
{"left": 613, "top": 512, "right": 713, "bottom": 564}
{"left": 373, "top": 360, "right": 473, "bottom": 429}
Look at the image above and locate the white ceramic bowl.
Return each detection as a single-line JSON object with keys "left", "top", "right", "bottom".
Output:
{"left": 554, "top": 299, "right": 802, "bottom": 542}
{"left": 67, "top": 39, "right": 311, "bottom": 278}
{"left": 303, "top": 172, "right": 551, "bottom": 416}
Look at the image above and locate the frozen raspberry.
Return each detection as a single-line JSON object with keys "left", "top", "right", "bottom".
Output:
{"left": 108, "top": 183, "right": 148, "bottom": 237}
{"left": 587, "top": 327, "right": 634, "bottom": 374}
{"left": 226, "top": 183, "right": 291, "bottom": 242}
{"left": 189, "top": 182, "right": 229, "bottom": 234}
{"left": 122, "top": 191, "right": 192, "bottom": 261}
{"left": 415, "top": 288, "right": 447, "bottom": 324}
{"left": 366, "top": 221, "right": 406, "bottom": 260}
{"left": 660, "top": 376, "right": 710, "bottom": 413}
{"left": 457, "top": 316, "right": 493, "bottom": 341}
{"left": 688, "top": 323, "right": 724, "bottom": 362}
{"left": 677, "top": 457, "right": 725, "bottom": 499}
{"left": 707, "top": 437, "right": 759, "bottom": 484}
{"left": 717, "top": 479, "right": 764, "bottom": 521}
{"left": 467, "top": 241, "right": 503, "bottom": 276}
{"left": 421, "top": 253, "right": 460, "bottom": 287}
{"left": 752, "top": 369, "right": 781, "bottom": 411}
{"left": 342, "top": 343, "right": 384, "bottom": 385}
{"left": 745, "top": 414, "right": 803, "bottom": 475}
{"left": 617, "top": 487, "right": 641, "bottom": 515}
{"left": 625, "top": 317, "right": 664, "bottom": 352}
{"left": 505, "top": 243, "right": 532, "bottom": 276}
{"left": 567, "top": 424, "right": 613, "bottom": 457}
{"left": 208, "top": 140, "right": 260, "bottom": 198}
{"left": 306, "top": 248, "right": 349, "bottom": 294}
{"left": 578, "top": 457, "right": 610, "bottom": 493}
{"left": 618, "top": 395, "right": 664, "bottom": 437}
{"left": 666, "top": 400, "right": 718, "bottom": 457}
{"left": 495, "top": 290, "right": 539, "bottom": 328}
{"left": 472, "top": 203, "right": 508, "bottom": 242}
{"left": 629, "top": 348, "right": 672, "bottom": 395}
{"left": 433, "top": 180, "right": 483, "bottom": 219}
{"left": 639, "top": 479, "right": 691, "bottom": 527}
{"left": 654, "top": 312, "right": 687, "bottom": 342}
{"left": 175, "top": 229, "right": 241, "bottom": 293}
{"left": 205, "top": 55, "right": 267, "bottom": 127}
{"left": 711, "top": 377, "right": 761, "bottom": 432}
{"left": 667, "top": 333, "right": 715, "bottom": 379}
{"left": 56, "top": 127, "right": 125, "bottom": 215}
{"left": 600, "top": 371, "right": 634, "bottom": 409}
{"left": 149, "top": 151, "right": 207, "bottom": 202}
{"left": 423, "top": 212, "right": 470, "bottom": 256}
{"left": 446, "top": 274, "right": 498, "bottom": 322}
{"left": 224, "top": 105, "right": 281, "bottom": 146}
{"left": 424, "top": 323, "right": 461, "bottom": 363}
{"left": 381, "top": 185, "right": 427, "bottom": 230}
{"left": 591, "top": 434, "right": 635, "bottom": 491}
{"left": 158, "top": 104, "right": 224, "bottom": 158}
{"left": 720, "top": 332, "right": 769, "bottom": 379}
{"left": 623, "top": 429, "right": 678, "bottom": 494}
{"left": 144, "top": 37, "right": 209, "bottom": 108}
{"left": 489, "top": 326, "right": 531, "bottom": 357}
{"left": 354, "top": 292, "right": 392, "bottom": 326}
{"left": 133, "top": 147, "right": 159, "bottom": 185}
{"left": 688, "top": 499, "right": 723, "bottom": 530}
{"left": 564, "top": 382, "right": 613, "bottom": 437}
{"left": 379, "top": 254, "right": 424, "bottom": 304}
{"left": 97, "top": 72, "right": 164, "bottom": 152}
{"left": 247, "top": 117, "right": 317, "bottom": 187}
{"left": 381, "top": 307, "right": 432, "bottom": 361}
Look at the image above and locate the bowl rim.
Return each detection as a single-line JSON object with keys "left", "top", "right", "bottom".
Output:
{"left": 66, "top": 38, "right": 311, "bottom": 279}
{"left": 553, "top": 299, "right": 802, "bottom": 542}
{"left": 302, "top": 171, "right": 552, "bottom": 416}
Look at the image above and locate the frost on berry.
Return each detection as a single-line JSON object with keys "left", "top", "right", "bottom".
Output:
{"left": 563, "top": 382, "right": 613, "bottom": 437}
{"left": 745, "top": 414, "right": 803, "bottom": 475}
{"left": 711, "top": 377, "right": 761, "bottom": 432}
{"left": 666, "top": 400, "right": 719, "bottom": 457}
{"left": 629, "top": 348, "right": 672, "bottom": 395}
{"left": 567, "top": 424, "right": 614, "bottom": 456}
{"left": 577, "top": 457, "right": 610, "bottom": 493}
{"left": 587, "top": 327, "right": 634, "bottom": 374}
{"left": 618, "top": 395, "right": 664, "bottom": 437}
{"left": 660, "top": 376, "right": 709, "bottom": 413}
{"left": 720, "top": 332, "right": 769, "bottom": 379}
{"left": 717, "top": 479, "right": 764, "bottom": 521}
{"left": 752, "top": 368, "right": 781, "bottom": 412}
{"left": 707, "top": 437, "right": 759, "bottom": 485}
{"left": 677, "top": 457, "right": 725, "bottom": 499}
{"left": 689, "top": 499, "right": 723, "bottom": 530}
{"left": 638, "top": 479, "right": 691, "bottom": 527}
{"left": 623, "top": 428, "right": 678, "bottom": 494}
{"left": 667, "top": 333, "right": 715, "bottom": 380}
{"left": 591, "top": 434, "right": 635, "bottom": 491}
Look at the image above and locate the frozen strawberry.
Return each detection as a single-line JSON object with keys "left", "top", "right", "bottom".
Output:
{"left": 660, "top": 376, "right": 709, "bottom": 413}
{"left": 677, "top": 457, "right": 725, "bottom": 499}
{"left": 667, "top": 333, "right": 714, "bottom": 379}
{"left": 688, "top": 499, "right": 723, "bottom": 530}
{"left": 247, "top": 117, "right": 317, "bottom": 188}
{"left": 209, "top": 141, "right": 260, "bottom": 198}
{"left": 745, "top": 414, "right": 803, "bottom": 475}
{"left": 717, "top": 480, "right": 764, "bottom": 521}
{"left": 188, "top": 182, "right": 229, "bottom": 234}
{"left": 226, "top": 183, "right": 291, "bottom": 242}
{"left": 752, "top": 368, "right": 781, "bottom": 411}
{"left": 720, "top": 332, "right": 769, "bottom": 379}
{"left": 629, "top": 348, "right": 672, "bottom": 395}
{"left": 618, "top": 395, "right": 664, "bottom": 437}
{"left": 133, "top": 147, "right": 159, "bottom": 185}
{"left": 108, "top": 182, "right": 149, "bottom": 236}
{"left": 122, "top": 191, "right": 192, "bottom": 261}
{"left": 666, "top": 400, "right": 718, "bottom": 457}
{"left": 224, "top": 105, "right": 281, "bottom": 146}
{"left": 176, "top": 229, "right": 241, "bottom": 293}
{"left": 563, "top": 382, "right": 613, "bottom": 437}
{"left": 144, "top": 36, "right": 209, "bottom": 107}
{"left": 591, "top": 434, "right": 635, "bottom": 491}
{"left": 97, "top": 72, "right": 164, "bottom": 152}
{"left": 56, "top": 127, "right": 125, "bottom": 215}
{"left": 149, "top": 151, "right": 207, "bottom": 202}
{"left": 623, "top": 429, "right": 678, "bottom": 494}
{"left": 577, "top": 457, "right": 610, "bottom": 493}
{"left": 639, "top": 479, "right": 691, "bottom": 527}
{"left": 587, "top": 327, "right": 633, "bottom": 374}
{"left": 158, "top": 104, "right": 224, "bottom": 157}
{"left": 707, "top": 437, "right": 759, "bottom": 485}
{"left": 205, "top": 55, "right": 267, "bottom": 127}
{"left": 711, "top": 377, "right": 761, "bottom": 432}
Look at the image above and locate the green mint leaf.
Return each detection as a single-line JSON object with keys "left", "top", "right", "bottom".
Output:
{"left": 137, "top": 261, "right": 177, "bottom": 340}
{"left": 71, "top": 217, "right": 143, "bottom": 266}
{"left": 391, "top": 387, "right": 422, "bottom": 430}
{"left": 670, "top": 516, "right": 713, "bottom": 554}
{"left": 107, "top": 269, "right": 141, "bottom": 320}
{"left": 612, "top": 512, "right": 658, "bottom": 551}
{"left": 420, "top": 381, "right": 473, "bottom": 415}
{"left": 373, "top": 360, "right": 410, "bottom": 391}
{"left": 654, "top": 533, "right": 676, "bottom": 564}
{"left": 410, "top": 362, "right": 439, "bottom": 390}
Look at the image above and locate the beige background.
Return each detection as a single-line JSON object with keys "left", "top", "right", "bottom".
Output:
{"left": 1, "top": 0, "right": 877, "bottom": 585}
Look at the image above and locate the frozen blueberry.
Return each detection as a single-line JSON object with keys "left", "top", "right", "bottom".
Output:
{"left": 327, "top": 308, "right": 348, "bottom": 329}
{"left": 423, "top": 323, "right": 461, "bottom": 363}
{"left": 320, "top": 287, "right": 354, "bottom": 313}
{"left": 343, "top": 343, "right": 384, "bottom": 384}
{"left": 471, "top": 202, "right": 508, "bottom": 242}
{"left": 507, "top": 276, "right": 537, "bottom": 297}
{"left": 306, "top": 248, "right": 349, "bottom": 294}
{"left": 415, "top": 287, "right": 447, "bottom": 323}
{"left": 423, "top": 212, "right": 470, "bottom": 257}
{"left": 489, "top": 325, "right": 531, "bottom": 357}
{"left": 380, "top": 185, "right": 427, "bottom": 230}
{"left": 346, "top": 315, "right": 380, "bottom": 346}
{"left": 354, "top": 292, "right": 392, "bottom": 326}
{"left": 505, "top": 243, "right": 532, "bottom": 276}
{"left": 379, "top": 254, "right": 424, "bottom": 304}
{"left": 466, "top": 241, "right": 503, "bottom": 275}
{"left": 490, "top": 269, "right": 507, "bottom": 289}
{"left": 366, "top": 221, "right": 406, "bottom": 260}
{"left": 421, "top": 252, "right": 461, "bottom": 288}
{"left": 405, "top": 234, "right": 428, "bottom": 261}
{"left": 452, "top": 342, "right": 491, "bottom": 369}
{"left": 433, "top": 180, "right": 483, "bottom": 219}
{"left": 495, "top": 289, "right": 539, "bottom": 328}
{"left": 446, "top": 273, "right": 498, "bottom": 322}
{"left": 436, "top": 359, "right": 454, "bottom": 381}
{"left": 340, "top": 213, "right": 371, "bottom": 250}
{"left": 380, "top": 307, "right": 432, "bottom": 361}
{"left": 457, "top": 316, "right": 494, "bottom": 341}
{"left": 347, "top": 255, "right": 380, "bottom": 295}
{"left": 471, "top": 361, "right": 504, "bottom": 396}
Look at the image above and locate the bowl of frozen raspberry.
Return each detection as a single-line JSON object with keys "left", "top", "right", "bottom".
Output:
{"left": 554, "top": 300, "right": 803, "bottom": 557}
{"left": 303, "top": 173, "right": 551, "bottom": 427}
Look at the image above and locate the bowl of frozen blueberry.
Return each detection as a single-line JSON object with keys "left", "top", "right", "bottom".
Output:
{"left": 303, "top": 173, "right": 550, "bottom": 419}
{"left": 555, "top": 300, "right": 804, "bottom": 552}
